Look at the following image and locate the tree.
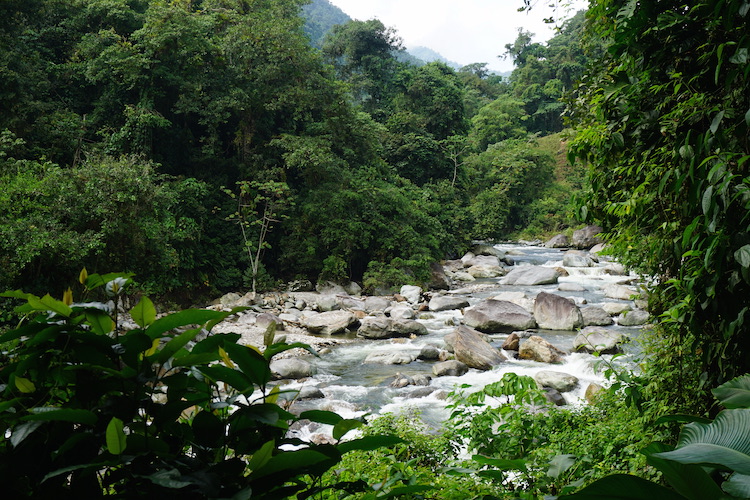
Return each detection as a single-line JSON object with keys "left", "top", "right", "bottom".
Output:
{"left": 570, "top": 0, "right": 750, "bottom": 402}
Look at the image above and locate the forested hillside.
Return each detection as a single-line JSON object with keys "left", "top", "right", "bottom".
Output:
{"left": 0, "top": 0, "right": 586, "bottom": 304}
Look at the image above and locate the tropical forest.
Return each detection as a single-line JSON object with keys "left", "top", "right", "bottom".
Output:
{"left": 1, "top": 0, "right": 749, "bottom": 498}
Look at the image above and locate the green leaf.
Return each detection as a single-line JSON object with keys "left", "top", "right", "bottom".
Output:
{"left": 713, "top": 374, "right": 750, "bottom": 408}
{"left": 28, "top": 294, "right": 72, "bottom": 318}
{"left": 547, "top": 454, "right": 577, "bottom": 479}
{"left": 145, "top": 309, "right": 227, "bottom": 340}
{"left": 154, "top": 327, "right": 203, "bottom": 364}
{"left": 10, "top": 421, "right": 44, "bottom": 447}
{"left": 222, "top": 342, "right": 271, "bottom": 387}
{"left": 131, "top": 296, "right": 156, "bottom": 328}
{"left": 702, "top": 186, "right": 714, "bottom": 215}
{"left": 376, "top": 485, "right": 434, "bottom": 498}
{"left": 106, "top": 417, "right": 127, "bottom": 455}
{"left": 192, "top": 410, "right": 224, "bottom": 447}
{"left": 14, "top": 376, "right": 35, "bottom": 393}
{"left": 171, "top": 351, "right": 221, "bottom": 367}
{"left": 337, "top": 435, "right": 403, "bottom": 454}
{"left": 198, "top": 365, "right": 253, "bottom": 393}
{"left": 23, "top": 408, "right": 97, "bottom": 425}
{"left": 723, "top": 473, "right": 750, "bottom": 497}
{"left": 644, "top": 442, "right": 724, "bottom": 500}
{"left": 299, "top": 410, "right": 343, "bottom": 426}
{"left": 653, "top": 409, "right": 750, "bottom": 474}
{"left": 263, "top": 341, "right": 317, "bottom": 360}
{"left": 251, "top": 449, "right": 335, "bottom": 480}
{"left": 472, "top": 455, "right": 528, "bottom": 471}
{"left": 710, "top": 110, "right": 725, "bottom": 134}
{"left": 654, "top": 414, "right": 713, "bottom": 426}
{"left": 85, "top": 309, "right": 114, "bottom": 335}
{"left": 332, "top": 419, "right": 362, "bottom": 440}
{"left": 745, "top": 107, "right": 750, "bottom": 127}
{"left": 247, "top": 440, "right": 275, "bottom": 472}
{"left": 734, "top": 246, "right": 750, "bottom": 269}
{"left": 557, "top": 474, "right": 688, "bottom": 499}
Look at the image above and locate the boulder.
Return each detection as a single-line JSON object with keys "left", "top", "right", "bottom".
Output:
{"left": 344, "top": 281, "right": 362, "bottom": 296}
{"left": 544, "top": 387, "right": 567, "bottom": 406}
{"left": 544, "top": 234, "right": 570, "bottom": 248}
{"left": 408, "top": 387, "right": 437, "bottom": 398}
{"left": 502, "top": 333, "right": 520, "bottom": 351}
{"left": 428, "top": 295, "right": 470, "bottom": 312}
{"left": 585, "top": 383, "right": 604, "bottom": 403}
{"left": 429, "top": 261, "right": 451, "bottom": 290}
{"left": 562, "top": 250, "right": 595, "bottom": 268}
{"left": 287, "top": 279, "right": 314, "bottom": 292}
{"left": 444, "top": 326, "right": 506, "bottom": 370}
{"left": 518, "top": 335, "right": 566, "bottom": 363}
{"left": 573, "top": 326, "right": 625, "bottom": 354}
{"left": 388, "top": 304, "right": 416, "bottom": 320}
{"left": 463, "top": 254, "right": 501, "bottom": 268}
{"left": 603, "top": 262, "right": 628, "bottom": 276}
{"left": 601, "top": 302, "right": 632, "bottom": 316}
{"left": 357, "top": 317, "right": 427, "bottom": 340}
{"left": 316, "top": 281, "right": 348, "bottom": 295}
{"left": 580, "top": 306, "right": 614, "bottom": 326}
{"left": 270, "top": 358, "right": 316, "bottom": 380}
{"left": 533, "top": 292, "right": 583, "bottom": 331}
{"left": 432, "top": 360, "right": 469, "bottom": 377}
{"left": 572, "top": 225, "right": 603, "bottom": 249}
{"left": 364, "top": 350, "right": 415, "bottom": 365}
{"left": 603, "top": 284, "right": 639, "bottom": 301}
{"left": 400, "top": 285, "right": 423, "bottom": 304}
{"left": 464, "top": 299, "right": 537, "bottom": 332}
{"left": 364, "top": 296, "right": 392, "bottom": 313}
{"left": 316, "top": 295, "right": 340, "bottom": 312}
{"left": 534, "top": 370, "right": 579, "bottom": 392}
{"left": 255, "top": 312, "right": 285, "bottom": 331}
{"left": 558, "top": 282, "right": 587, "bottom": 292}
{"left": 617, "top": 309, "right": 650, "bottom": 326}
{"left": 453, "top": 271, "right": 476, "bottom": 282}
{"left": 491, "top": 291, "right": 535, "bottom": 313}
{"left": 297, "top": 386, "right": 325, "bottom": 400}
{"left": 302, "top": 310, "right": 357, "bottom": 335}
{"left": 467, "top": 264, "right": 505, "bottom": 278}
{"left": 389, "top": 373, "right": 415, "bottom": 388}
{"left": 418, "top": 344, "right": 441, "bottom": 361}
{"left": 471, "top": 243, "right": 506, "bottom": 259}
{"left": 501, "top": 266, "right": 561, "bottom": 286}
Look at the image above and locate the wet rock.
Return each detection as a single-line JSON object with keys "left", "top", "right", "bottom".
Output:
{"left": 316, "top": 295, "right": 340, "bottom": 312}
{"left": 408, "top": 387, "right": 437, "bottom": 398}
{"left": 601, "top": 302, "right": 632, "bottom": 316}
{"left": 572, "top": 225, "right": 603, "bottom": 249}
{"left": 453, "top": 271, "right": 477, "bottom": 282}
{"left": 400, "top": 285, "right": 422, "bottom": 304}
{"left": 297, "top": 386, "right": 325, "bottom": 400}
{"left": 389, "top": 372, "right": 415, "bottom": 388}
{"left": 544, "top": 387, "right": 567, "bottom": 406}
{"left": 364, "top": 296, "right": 392, "bottom": 313}
{"left": 467, "top": 264, "right": 505, "bottom": 278}
{"left": 585, "top": 383, "right": 604, "bottom": 403}
{"left": 357, "top": 317, "right": 427, "bottom": 339}
{"left": 429, "top": 262, "right": 451, "bottom": 290}
{"left": 603, "top": 262, "right": 628, "bottom": 276}
{"left": 471, "top": 243, "right": 506, "bottom": 259}
{"left": 501, "top": 266, "right": 561, "bottom": 286}
{"left": 573, "top": 326, "right": 625, "bottom": 354}
{"left": 444, "top": 326, "right": 506, "bottom": 371}
{"left": 418, "top": 345, "right": 441, "bottom": 361}
{"left": 344, "top": 281, "right": 362, "bottom": 296}
{"left": 316, "top": 281, "right": 348, "bottom": 295}
{"left": 533, "top": 292, "right": 583, "bottom": 331}
{"left": 464, "top": 299, "right": 537, "bottom": 333}
{"left": 544, "top": 234, "right": 570, "bottom": 248}
{"left": 580, "top": 306, "right": 614, "bottom": 326}
{"left": 390, "top": 319, "right": 428, "bottom": 337}
{"left": 491, "top": 291, "right": 535, "bottom": 313}
{"left": 271, "top": 358, "right": 316, "bottom": 380}
{"left": 302, "top": 310, "right": 357, "bottom": 335}
{"left": 412, "top": 374, "right": 432, "bottom": 386}
{"left": 604, "top": 284, "right": 640, "bottom": 301}
{"left": 428, "top": 295, "right": 470, "bottom": 312}
{"left": 502, "top": 332, "right": 521, "bottom": 351}
{"left": 617, "top": 309, "right": 650, "bottom": 326}
{"left": 534, "top": 370, "right": 579, "bottom": 392}
{"left": 432, "top": 360, "right": 469, "bottom": 377}
{"left": 518, "top": 335, "right": 566, "bottom": 363}
{"left": 364, "top": 351, "right": 415, "bottom": 365}
{"left": 558, "top": 282, "right": 587, "bottom": 292}
{"left": 256, "top": 312, "right": 285, "bottom": 331}
{"left": 563, "top": 249, "right": 595, "bottom": 267}
{"left": 388, "top": 304, "right": 416, "bottom": 320}
{"left": 287, "top": 279, "right": 314, "bottom": 292}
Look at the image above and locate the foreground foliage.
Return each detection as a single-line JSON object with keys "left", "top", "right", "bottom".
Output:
{"left": 0, "top": 274, "right": 397, "bottom": 497}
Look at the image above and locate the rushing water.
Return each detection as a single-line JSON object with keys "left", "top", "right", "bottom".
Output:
{"left": 282, "top": 243, "right": 646, "bottom": 429}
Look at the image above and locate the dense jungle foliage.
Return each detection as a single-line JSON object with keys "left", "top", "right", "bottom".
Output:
{"left": 3, "top": 0, "right": 750, "bottom": 498}
{"left": 0, "top": 0, "right": 586, "bottom": 304}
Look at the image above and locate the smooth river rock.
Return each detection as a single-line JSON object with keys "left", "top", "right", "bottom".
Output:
{"left": 464, "top": 299, "right": 537, "bottom": 332}
{"left": 573, "top": 326, "right": 625, "bottom": 354}
{"left": 302, "top": 310, "right": 357, "bottom": 335}
{"left": 270, "top": 358, "right": 316, "bottom": 380}
{"left": 432, "top": 360, "right": 469, "bottom": 377}
{"left": 617, "top": 309, "right": 650, "bottom": 326}
{"left": 518, "top": 335, "right": 566, "bottom": 363}
{"left": 533, "top": 292, "right": 583, "bottom": 331}
{"left": 501, "top": 266, "right": 561, "bottom": 286}
{"left": 580, "top": 306, "right": 615, "bottom": 326}
{"left": 534, "top": 370, "right": 579, "bottom": 392}
{"left": 428, "top": 295, "right": 470, "bottom": 312}
{"left": 444, "top": 325, "right": 506, "bottom": 371}
{"left": 357, "top": 316, "right": 428, "bottom": 339}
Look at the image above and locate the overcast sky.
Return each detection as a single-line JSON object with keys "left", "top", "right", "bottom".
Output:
{"left": 326, "top": 0, "right": 588, "bottom": 73}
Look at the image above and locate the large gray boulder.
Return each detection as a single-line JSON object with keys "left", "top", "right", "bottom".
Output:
{"left": 601, "top": 302, "right": 632, "bottom": 316}
{"left": 534, "top": 292, "right": 583, "bottom": 331}
{"left": 518, "top": 335, "right": 566, "bottom": 363}
{"left": 562, "top": 250, "right": 595, "bottom": 268}
{"left": 501, "top": 266, "right": 561, "bottom": 286}
{"left": 270, "top": 358, "right": 316, "bottom": 380}
{"left": 617, "top": 309, "right": 650, "bottom": 326}
{"left": 464, "top": 299, "right": 537, "bottom": 333}
{"left": 387, "top": 303, "right": 416, "bottom": 320}
{"left": 534, "top": 370, "right": 579, "bottom": 392}
{"left": 432, "top": 360, "right": 469, "bottom": 377}
{"left": 573, "top": 326, "right": 625, "bottom": 354}
{"left": 603, "top": 284, "right": 640, "bottom": 301}
{"left": 364, "top": 350, "right": 415, "bottom": 365}
{"left": 428, "top": 295, "right": 470, "bottom": 312}
{"left": 357, "top": 317, "right": 427, "bottom": 339}
{"left": 302, "top": 310, "right": 357, "bottom": 335}
{"left": 544, "top": 234, "right": 570, "bottom": 248}
{"left": 572, "top": 225, "right": 603, "bottom": 249}
{"left": 444, "top": 326, "right": 506, "bottom": 370}
{"left": 255, "top": 312, "right": 285, "bottom": 331}
{"left": 400, "top": 285, "right": 423, "bottom": 304}
{"left": 580, "top": 306, "right": 615, "bottom": 326}
{"left": 364, "top": 296, "right": 392, "bottom": 313}
{"left": 471, "top": 243, "right": 506, "bottom": 259}
{"left": 429, "top": 261, "right": 451, "bottom": 290}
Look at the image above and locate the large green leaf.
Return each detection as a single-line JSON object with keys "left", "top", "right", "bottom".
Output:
{"left": 106, "top": 417, "right": 127, "bottom": 455}
{"left": 130, "top": 296, "right": 156, "bottom": 328}
{"left": 336, "top": 435, "right": 403, "bottom": 454}
{"left": 85, "top": 309, "right": 114, "bottom": 335}
{"left": 153, "top": 327, "right": 203, "bottom": 364}
{"left": 653, "top": 409, "right": 750, "bottom": 474}
{"left": 713, "top": 374, "right": 750, "bottom": 409}
{"left": 145, "top": 309, "right": 227, "bottom": 340}
{"left": 332, "top": 419, "right": 362, "bottom": 440}
{"left": 299, "top": 410, "right": 343, "bottom": 426}
{"left": 247, "top": 440, "right": 275, "bottom": 472}
{"left": 222, "top": 342, "right": 271, "bottom": 387}
{"left": 22, "top": 408, "right": 97, "bottom": 425}
{"left": 558, "top": 474, "right": 687, "bottom": 499}
{"left": 723, "top": 473, "right": 750, "bottom": 497}
{"left": 644, "top": 442, "right": 724, "bottom": 500}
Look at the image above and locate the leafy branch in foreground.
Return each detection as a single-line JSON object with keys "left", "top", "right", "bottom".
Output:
{"left": 0, "top": 272, "right": 398, "bottom": 497}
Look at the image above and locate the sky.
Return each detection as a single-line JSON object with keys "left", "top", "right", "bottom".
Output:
{"left": 326, "top": 0, "right": 588, "bottom": 73}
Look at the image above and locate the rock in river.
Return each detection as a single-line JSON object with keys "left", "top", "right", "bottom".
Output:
{"left": 464, "top": 299, "right": 537, "bottom": 332}
{"left": 444, "top": 325, "right": 506, "bottom": 371}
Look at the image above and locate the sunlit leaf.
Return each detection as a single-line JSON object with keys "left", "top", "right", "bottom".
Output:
{"left": 131, "top": 296, "right": 156, "bottom": 328}
{"left": 85, "top": 309, "right": 114, "bottom": 335}
{"left": 247, "top": 440, "right": 274, "bottom": 472}
{"left": 557, "top": 474, "right": 687, "bottom": 499}
{"left": 106, "top": 417, "right": 127, "bottom": 455}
